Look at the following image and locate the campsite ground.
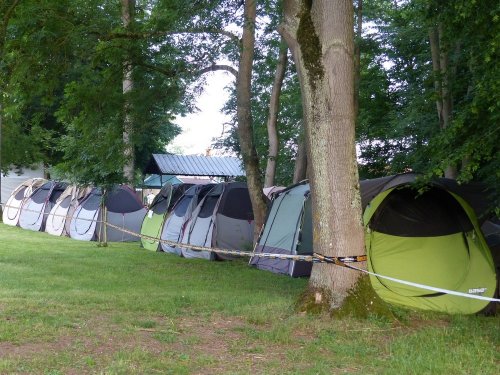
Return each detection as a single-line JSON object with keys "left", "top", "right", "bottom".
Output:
{"left": 0, "top": 224, "right": 498, "bottom": 374}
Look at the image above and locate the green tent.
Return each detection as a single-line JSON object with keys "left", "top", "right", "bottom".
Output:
{"left": 361, "top": 174, "right": 497, "bottom": 314}
{"left": 140, "top": 183, "right": 192, "bottom": 251}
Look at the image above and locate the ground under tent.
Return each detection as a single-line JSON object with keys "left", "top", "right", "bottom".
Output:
{"left": 161, "top": 183, "right": 215, "bottom": 255}
{"left": 69, "top": 186, "right": 146, "bottom": 242}
{"left": 45, "top": 186, "right": 92, "bottom": 236}
{"left": 181, "top": 182, "right": 254, "bottom": 260}
{"left": 18, "top": 181, "right": 68, "bottom": 232}
{"left": 2, "top": 178, "right": 46, "bottom": 226}
{"left": 140, "top": 183, "right": 193, "bottom": 251}
{"left": 361, "top": 174, "right": 496, "bottom": 314}
{"left": 249, "top": 181, "right": 313, "bottom": 277}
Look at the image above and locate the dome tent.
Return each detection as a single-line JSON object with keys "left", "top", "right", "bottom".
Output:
{"left": 18, "top": 181, "right": 68, "bottom": 232}
{"left": 160, "top": 183, "right": 215, "bottom": 255}
{"left": 2, "top": 178, "right": 46, "bottom": 226}
{"left": 361, "top": 173, "right": 496, "bottom": 314}
{"left": 69, "top": 185, "right": 146, "bottom": 242}
{"left": 181, "top": 182, "right": 254, "bottom": 260}
{"left": 249, "top": 181, "right": 313, "bottom": 277}
{"left": 140, "top": 183, "right": 193, "bottom": 251}
{"left": 45, "top": 185, "right": 92, "bottom": 236}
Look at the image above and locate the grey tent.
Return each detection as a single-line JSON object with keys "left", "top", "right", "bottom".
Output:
{"left": 249, "top": 181, "right": 313, "bottom": 277}
{"left": 45, "top": 186, "right": 92, "bottom": 236}
{"left": 2, "top": 178, "right": 46, "bottom": 226}
{"left": 160, "top": 183, "right": 214, "bottom": 255}
{"left": 69, "top": 185, "right": 146, "bottom": 242}
{"left": 181, "top": 182, "right": 254, "bottom": 260}
{"left": 140, "top": 183, "right": 193, "bottom": 251}
{"left": 18, "top": 181, "right": 68, "bottom": 232}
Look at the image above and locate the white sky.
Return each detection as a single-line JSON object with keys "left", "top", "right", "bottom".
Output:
{"left": 167, "top": 72, "right": 235, "bottom": 156}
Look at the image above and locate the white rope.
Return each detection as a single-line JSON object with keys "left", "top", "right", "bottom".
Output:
{"left": 2, "top": 202, "right": 499, "bottom": 303}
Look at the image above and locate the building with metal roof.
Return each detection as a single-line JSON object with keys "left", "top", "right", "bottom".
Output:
{"left": 144, "top": 154, "right": 245, "bottom": 179}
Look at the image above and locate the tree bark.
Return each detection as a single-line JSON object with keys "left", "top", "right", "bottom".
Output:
{"left": 121, "top": 0, "right": 135, "bottom": 183}
{"left": 264, "top": 39, "right": 288, "bottom": 187}
{"left": 353, "top": 0, "right": 362, "bottom": 118}
{"left": 236, "top": 0, "right": 268, "bottom": 240}
{"left": 282, "top": 0, "right": 365, "bottom": 308}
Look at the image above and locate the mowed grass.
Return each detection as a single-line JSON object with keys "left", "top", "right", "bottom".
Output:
{"left": 0, "top": 224, "right": 498, "bottom": 374}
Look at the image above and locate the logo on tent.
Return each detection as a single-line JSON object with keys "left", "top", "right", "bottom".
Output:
{"left": 468, "top": 288, "right": 487, "bottom": 295}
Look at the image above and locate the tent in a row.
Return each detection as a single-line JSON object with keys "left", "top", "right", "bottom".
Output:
{"left": 249, "top": 181, "right": 312, "bottom": 277}
{"left": 250, "top": 174, "right": 497, "bottom": 314}
{"left": 160, "top": 183, "right": 214, "bottom": 255}
{"left": 180, "top": 182, "right": 254, "bottom": 260}
{"left": 140, "top": 183, "right": 194, "bottom": 251}
{"left": 19, "top": 181, "right": 68, "bottom": 232}
{"left": 45, "top": 185, "right": 92, "bottom": 236}
{"left": 2, "top": 178, "right": 46, "bottom": 226}
{"left": 3, "top": 180, "right": 146, "bottom": 242}
{"left": 139, "top": 182, "right": 254, "bottom": 259}
{"left": 70, "top": 186, "right": 146, "bottom": 242}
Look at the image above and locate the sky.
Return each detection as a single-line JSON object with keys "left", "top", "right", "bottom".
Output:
{"left": 167, "top": 71, "right": 235, "bottom": 156}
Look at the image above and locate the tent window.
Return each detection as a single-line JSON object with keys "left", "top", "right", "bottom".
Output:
{"left": 106, "top": 188, "right": 143, "bottom": 213}
{"left": 370, "top": 187, "right": 473, "bottom": 237}
{"left": 198, "top": 196, "right": 219, "bottom": 218}
{"left": 173, "top": 196, "right": 191, "bottom": 216}
{"left": 218, "top": 188, "right": 253, "bottom": 220}
{"left": 151, "top": 198, "right": 169, "bottom": 215}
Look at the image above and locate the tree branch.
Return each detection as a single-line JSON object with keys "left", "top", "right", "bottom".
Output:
{"left": 196, "top": 64, "right": 238, "bottom": 78}
{"left": 95, "top": 28, "right": 241, "bottom": 46}
{"left": 0, "top": 0, "right": 21, "bottom": 50}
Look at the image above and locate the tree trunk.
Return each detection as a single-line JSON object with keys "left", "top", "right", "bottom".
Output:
{"left": 264, "top": 39, "right": 288, "bottom": 187}
{"left": 429, "top": 24, "right": 457, "bottom": 179}
{"left": 121, "top": 0, "right": 135, "bottom": 183}
{"left": 282, "top": 0, "right": 365, "bottom": 308}
{"left": 293, "top": 127, "right": 308, "bottom": 183}
{"left": 236, "top": 0, "right": 268, "bottom": 240}
{"left": 353, "top": 0, "right": 362, "bottom": 118}
{"left": 0, "top": 0, "right": 21, "bottom": 217}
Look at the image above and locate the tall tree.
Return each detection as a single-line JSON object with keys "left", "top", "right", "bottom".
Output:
{"left": 264, "top": 39, "right": 288, "bottom": 187}
{"left": 121, "top": 0, "right": 135, "bottom": 183}
{"left": 282, "top": 0, "right": 365, "bottom": 307}
{"left": 236, "top": 0, "right": 268, "bottom": 238}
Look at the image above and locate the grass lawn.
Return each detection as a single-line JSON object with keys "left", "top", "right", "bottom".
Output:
{"left": 0, "top": 223, "right": 498, "bottom": 374}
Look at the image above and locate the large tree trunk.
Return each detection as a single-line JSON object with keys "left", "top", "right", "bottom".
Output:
{"left": 264, "top": 39, "right": 288, "bottom": 187}
{"left": 282, "top": 0, "right": 365, "bottom": 308}
{"left": 236, "top": 0, "right": 268, "bottom": 240}
{"left": 121, "top": 0, "right": 135, "bottom": 183}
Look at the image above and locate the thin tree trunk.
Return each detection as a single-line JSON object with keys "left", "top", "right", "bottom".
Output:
{"left": 121, "top": 0, "right": 135, "bottom": 183}
{"left": 438, "top": 25, "right": 457, "bottom": 179}
{"left": 264, "top": 39, "right": 288, "bottom": 187}
{"left": 236, "top": 0, "right": 267, "bottom": 240}
{"left": 293, "top": 127, "right": 307, "bottom": 183}
{"left": 429, "top": 24, "right": 457, "bottom": 179}
{"left": 282, "top": 0, "right": 364, "bottom": 308}
{"left": 0, "top": 0, "right": 22, "bottom": 217}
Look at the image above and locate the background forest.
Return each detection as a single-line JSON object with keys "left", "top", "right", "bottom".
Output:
{"left": 0, "top": 0, "right": 498, "bottom": 209}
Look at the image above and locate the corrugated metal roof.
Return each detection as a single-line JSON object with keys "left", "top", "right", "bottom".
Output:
{"left": 144, "top": 154, "right": 245, "bottom": 177}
